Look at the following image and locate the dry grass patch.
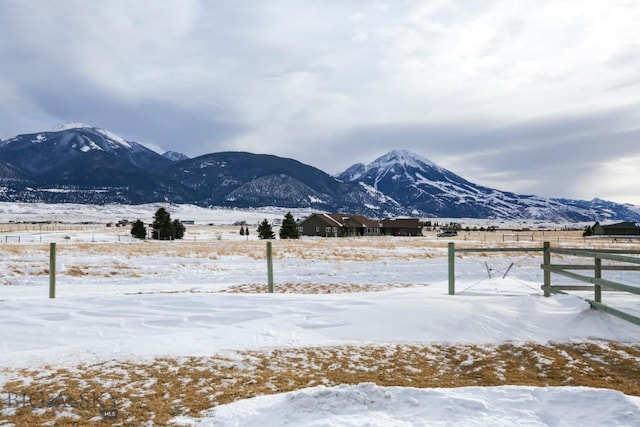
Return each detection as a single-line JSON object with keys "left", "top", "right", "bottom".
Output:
{"left": 65, "top": 266, "right": 89, "bottom": 276}
{"left": 120, "top": 283, "right": 423, "bottom": 295}
{"left": 3, "top": 232, "right": 626, "bottom": 269}
{"left": 62, "top": 262, "right": 143, "bottom": 279}
{"left": 59, "top": 240, "right": 269, "bottom": 261}
{"left": 1, "top": 341, "right": 639, "bottom": 426}
{"left": 272, "top": 238, "right": 443, "bottom": 261}
{"left": 0, "top": 244, "right": 44, "bottom": 255}
{"left": 218, "top": 282, "right": 423, "bottom": 294}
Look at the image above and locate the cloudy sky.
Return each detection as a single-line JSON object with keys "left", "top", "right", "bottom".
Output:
{"left": 1, "top": 1, "right": 639, "bottom": 204}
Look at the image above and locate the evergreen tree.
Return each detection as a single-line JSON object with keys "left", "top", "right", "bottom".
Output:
{"left": 151, "top": 207, "right": 186, "bottom": 240}
{"left": 257, "top": 219, "right": 275, "bottom": 240}
{"left": 279, "top": 212, "right": 300, "bottom": 239}
{"left": 152, "top": 208, "right": 172, "bottom": 240}
{"left": 244, "top": 226, "right": 249, "bottom": 237}
{"left": 172, "top": 219, "right": 186, "bottom": 239}
{"left": 130, "top": 219, "right": 147, "bottom": 239}
{"left": 583, "top": 225, "right": 593, "bottom": 237}
{"left": 239, "top": 226, "right": 245, "bottom": 236}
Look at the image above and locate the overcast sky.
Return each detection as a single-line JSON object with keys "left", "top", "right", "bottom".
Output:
{"left": 1, "top": 1, "right": 639, "bottom": 205}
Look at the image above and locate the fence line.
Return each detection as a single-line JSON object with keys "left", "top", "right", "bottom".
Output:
{"left": 448, "top": 242, "right": 640, "bottom": 326}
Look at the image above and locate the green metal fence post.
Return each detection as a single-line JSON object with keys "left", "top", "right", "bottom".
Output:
{"left": 49, "top": 242, "right": 56, "bottom": 299}
{"left": 448, "top": 242, "right": 455, "bottom": 295}
{"left": 266, "top": 241, "right": 274, "bottom": 293}
{"left": 543, "top": 241, "right": 550, "bottom": 297}
{"left": 594, "top": 257, "right": 602, "bottom": 303}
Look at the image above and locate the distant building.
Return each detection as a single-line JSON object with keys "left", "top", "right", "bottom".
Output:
{"left": 298, "top": 213, "right": 381, "bottom": 237}
{"left": 381, "top": 218, "right": 423, "bottom": 236}
{"left": 298, "top": 213, "right": 424, "bottom": 237}
{"left": 592, "top": 221, "right": 640, "bottom": 236}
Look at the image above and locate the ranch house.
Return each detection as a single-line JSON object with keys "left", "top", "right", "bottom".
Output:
{"left": 298, "top": 213, "right": 381, "bottom": 237}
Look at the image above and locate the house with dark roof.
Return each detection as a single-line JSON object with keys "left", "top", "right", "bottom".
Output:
{"left": 592, "top": 221, "right": 640, "bottom": 236}
{"left": 298, "top": 213, "right": 381, "bottom": 237}
{"left": 381, "top": 218, "right": 423, "bottom": 236}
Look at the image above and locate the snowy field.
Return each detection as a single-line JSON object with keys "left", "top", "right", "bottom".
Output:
{"left": 0, "top": 203, "right": 639, "bottom": 426}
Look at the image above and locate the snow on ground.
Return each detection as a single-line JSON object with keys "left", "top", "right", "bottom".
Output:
{"left": 0, "top": 203, "right": 639, "bottom": 426}
{"left": 0, "top": 202, "right": 309, "bottom": 225}
{"left": 2, "top": 285, "right": 638, "bottom": 371}
{"left": 176, "top": 383, "right": 640, "bottom": 427}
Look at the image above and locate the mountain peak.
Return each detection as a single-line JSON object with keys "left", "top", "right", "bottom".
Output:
{"left": 163, "top": 150, "right": 190, "bottom": 161}
{"left": 337, "top": 149, "right": 441, "bottom": 183}
{"left": 51, "top": 122, "right": 94, "bottom": 132}
{"left": 0, "top": 125, "right": 172, "bottom": 177}
{"left": 370, "top": 149, "right": 438, "bottom": 170}
{"left": 48, "top": 123, "right": 132, "bottom": 149}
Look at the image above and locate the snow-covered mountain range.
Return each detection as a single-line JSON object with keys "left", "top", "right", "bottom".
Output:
{"left": 1, "top": 126, "right": 638, "bottom": 221}
{"left": 338, "top": 149, "right": 640, "bottom": 221}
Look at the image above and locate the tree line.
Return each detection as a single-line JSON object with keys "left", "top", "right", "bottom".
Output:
{"left": 130, "top": 209, "right": 300, "bottom": 240}
{"left": 254, "top": 212, "right": 299, "bottom": 239}
{"left": 130, "top": 207, "right": 185, "bottom": 240}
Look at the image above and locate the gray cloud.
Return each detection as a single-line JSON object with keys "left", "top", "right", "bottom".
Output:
{"left": 1, "top": 1, "right": 640, "bottom": 205}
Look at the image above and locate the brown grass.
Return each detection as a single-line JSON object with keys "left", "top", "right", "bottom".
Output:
{"left": 0, "top": 228, "right": 635, "bottom": 271}
{"left": 1, "top": 341, "right": 639, "bottom": 426}
{"left": 218, "top": 282, "right": 422, "bottom": 293}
